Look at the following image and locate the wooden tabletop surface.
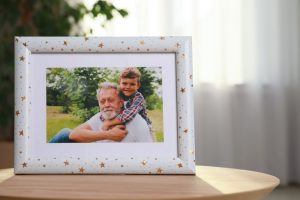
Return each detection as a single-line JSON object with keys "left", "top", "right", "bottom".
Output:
{"left": 0, "top": 166, "right": 279, "bottom": 200}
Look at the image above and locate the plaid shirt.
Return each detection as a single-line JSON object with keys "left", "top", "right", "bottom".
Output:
{"left": 117, "top": 92, "right": 152, "bottom": 125}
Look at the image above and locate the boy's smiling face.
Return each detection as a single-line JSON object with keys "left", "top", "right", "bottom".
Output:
{"left": 119, "top": 78, "right": 140, "bottom": 97}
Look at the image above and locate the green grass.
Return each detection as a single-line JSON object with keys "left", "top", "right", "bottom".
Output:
{"left": 148, "top": 109, "right": 164, "bottom": 142}
{"left": 47, "top": 106, "right": 81, "bottom": 142}
{"left": 47, "top": 106, "right": 164, "bottom": 142}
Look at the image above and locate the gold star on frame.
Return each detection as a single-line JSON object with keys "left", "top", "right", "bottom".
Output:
{"left": 22, "top": 162, "right": 27, "bottom": 168}
{"left": 140, "top": 40, "right": 145, "bottom": 45}
{"left": 19, "top": 130, "right": 24, "bottom": 136}
{"left": 21, "top": 96, "right": 26, "bottom": 101}
{"left": 100, "top": 162, "right": 105, "bottom": 168}
{"left": 79, "top": 167, "right": 85, "bottom": 173}
{"left": 177, "top": 163, "right": 183, "bottom": 168}
{"left": 98, "top": 42, "right": 104, "bottom": 48}
{"left": 15, "top": 38, "right": 19, "bottom": 42}
{"left": 180, "top": 88, "right": 186, "bottom": 93}
{"left": 160, "top": 37, "right": 165, "bottom": 40}
{"left": 23, "top": 42, "right": 27, "bottom": 47}
{"left": 184, "top": 129, "right": 188, "bottom": 134}
{"left": 141, "top": 160, "right": 147, "bottom": 166}
{"left": 84, "top": 37, "right": 89, "bottom": 41}
{"left": 64, "top": 160, "right": 69, "bottom": 166}
{"left": 175, "top": 43, "right": 181, "bottom": 48}
{"left": 156, "top": 168, "right": 163, "bottom": 174}
{"left": 16, "top": 110, "right": 20, "bottom": 116}
{"left": 63, "top": 41, "right": 68, "bottom": 46}
{"left": 19, "top": 56, "right": 25, "bottom": 61}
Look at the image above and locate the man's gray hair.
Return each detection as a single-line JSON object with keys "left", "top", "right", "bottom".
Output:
{"left": 96, "top": 82, "right": 120, "bottom": 96}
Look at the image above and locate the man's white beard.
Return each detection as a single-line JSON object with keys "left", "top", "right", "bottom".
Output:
{"left": 102, "top": 108, "right": 119, "bottom": 120}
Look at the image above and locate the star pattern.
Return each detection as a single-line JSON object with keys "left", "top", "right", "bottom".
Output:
{"left": 19, "top": 56, "right": 25, "bottom": 61}
{"left": 98, "top": 42, "right": 104, "bottom": 48}
{"left": 184, "top": 129, "right": 188, "bottom": 134}
{"left": 180, "top": 88, "right": 186, "bottom": 93}
{"left": 16, "top": 110, "right": 20, "bottom": 116}
{"left": 19, "top": 130, "right": 24, "bottom": 136}
{"left": 23, "top": 42, "right": 27, "bottom": 47}
{"left": 100, "top": 162, "right": 105, "bottom": 168}
{"left": 140, "top": 40, "right": 145, "bottom": 45}
{"left": 141, "top": 160, "right": 147, "bottom": 166}
{"left": 156, "top": 168, "right": 163, "bottom": 174}
{"left": 63, "top": 41, "right": 68, "bottom": 46}
{"left": 22, "top": 162, "right": 27, "bottom": 168}
{"left": 79, "top": 167, "right": 85, "bottom": 173}
{"left": 175, "top": 42, "right": 181, "bottom": 48}
{"left": 21, "top": 96, "right": 26, "bottom": 101}
{"left": 177, "top": 163, "right": 183, "bottom": 168}
{"left": 64, "top": 160, "right": 69, "bottom": 166}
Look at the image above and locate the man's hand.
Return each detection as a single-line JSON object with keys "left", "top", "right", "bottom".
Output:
{"left": 106, "top": 125, "right": 128, "bottom": 141}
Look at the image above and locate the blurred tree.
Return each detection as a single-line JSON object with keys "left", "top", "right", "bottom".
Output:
{"left": 47, "top": 68, "right": 120, "bottom": 122}
{"left": 138, "top": 67, "right": 162, "bottom": 110}
{"left": 0, "top": 0, "right": 128, "bottom": 140}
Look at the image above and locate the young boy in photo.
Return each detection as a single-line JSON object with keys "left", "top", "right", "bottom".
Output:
{"left": 102, "top": 67, "right": 155, "bottom": 141}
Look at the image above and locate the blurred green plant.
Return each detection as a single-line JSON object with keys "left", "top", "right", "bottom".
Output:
{"left": 0, "top": 0, "right": 128, "bottom": 140}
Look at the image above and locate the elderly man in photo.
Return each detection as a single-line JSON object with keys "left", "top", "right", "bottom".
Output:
{"left": 49, "top": 82, "right": 153, "bottom": 143}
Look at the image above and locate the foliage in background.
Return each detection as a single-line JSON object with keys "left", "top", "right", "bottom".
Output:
{"left": 0, "top": 0, "right": 128, "bottom": 140}
{"left": 138, "top": 67, "right": 163, "bottom": 111}
{"left": 47, "top": 67, "right": 162, "bottom": 122}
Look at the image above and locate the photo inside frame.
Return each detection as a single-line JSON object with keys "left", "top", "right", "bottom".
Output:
{"left": 46, "top": 67, "right": 164, "bottom": 143}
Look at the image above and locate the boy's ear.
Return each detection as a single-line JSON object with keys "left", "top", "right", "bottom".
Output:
{"left": 137, "top": 81, "right": 141, "bottom": 89}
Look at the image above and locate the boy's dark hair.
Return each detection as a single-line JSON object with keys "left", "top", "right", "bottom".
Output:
{"left": 120, "top": 67, "right": 141, "bottom": 82}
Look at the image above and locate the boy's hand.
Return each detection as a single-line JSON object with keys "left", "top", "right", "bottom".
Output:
{"left": 107, "top": 125, "right": 128, "bottom": 141}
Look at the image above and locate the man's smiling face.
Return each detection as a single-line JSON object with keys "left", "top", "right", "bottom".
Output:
{"left": 97, "top": 88, "right": 123, "bottom": 120}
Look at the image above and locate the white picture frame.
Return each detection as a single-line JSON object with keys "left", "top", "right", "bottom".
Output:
{"left": 14, "top": 36, "right": 195, "bottom": 174}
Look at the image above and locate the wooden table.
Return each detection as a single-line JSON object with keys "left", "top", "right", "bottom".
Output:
{"left": 0, "top": 166, "right": 279, "bottom": 200}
